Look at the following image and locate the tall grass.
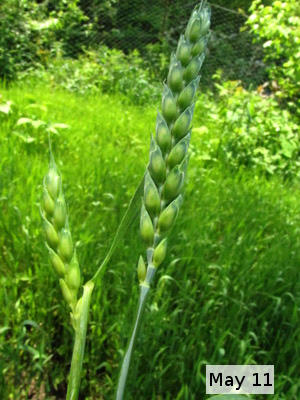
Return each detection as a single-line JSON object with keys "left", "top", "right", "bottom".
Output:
{"left": 0, "top": 81, "right": 299, "bottom": 399}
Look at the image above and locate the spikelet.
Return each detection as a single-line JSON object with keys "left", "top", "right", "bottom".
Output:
{"left": 138, "top": 1, "right": 211, "bottom": 285}
{"left": 41, "top": 140, "right": 81, "bottom": 330}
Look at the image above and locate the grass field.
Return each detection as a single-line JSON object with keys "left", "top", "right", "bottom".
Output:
{"left": 0, "top": 80, "right": 299, "bottom": 399}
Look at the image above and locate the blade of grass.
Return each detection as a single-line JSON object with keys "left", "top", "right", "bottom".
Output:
{"left": 91, "top": 173, "right": 145, "bottom": 282}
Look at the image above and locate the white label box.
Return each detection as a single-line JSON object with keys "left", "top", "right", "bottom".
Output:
{"left": 206, "top": 365, "right": 274, "bottom": 394}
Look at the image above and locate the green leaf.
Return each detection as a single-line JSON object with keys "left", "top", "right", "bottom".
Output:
{"left": 13, "top": 132, "right": 35, "bottom": 143}
{"left": 263, "top": 40, "right": 273, "bottom": 48}
{"left": 30, "top": 18, "right": 59, "bottom": 31}
{"left": 21, "top": 320, "right": 41, "bottom": 330}
{"left": 52, "top": 123, "right": 70, "bottom": 129}
{"left": 0, "top": 326, "right": 10, "bottom": 334}
{"left": 280, "top": 138, "right": 295, "bottom": 158}
{"left": 48, "top": 127, "right": 59, "bottom": 135}
{"left": 32, "top": 120, "right": 46, "bottom": 129}
{"left": 25, "top": 104, "right": 48, "bottom": 112}
{"left": 193, "top": 126, "right": 209, "bottom": 135}
{"left": 0, "top": 101, "right": 13, "bottom": 114}
{"left": 17, "top": 117, "right": 33, "bottom": 125}
{"left": 17, "top": 118, "right": 46, "bottom": 129}
{"left": 91, "top": 173, "right": 145, "bottom": 282}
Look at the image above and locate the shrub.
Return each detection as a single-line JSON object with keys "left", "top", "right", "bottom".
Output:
{"left": 0, "top": 0, "right": 41, "bottom": 80}
{"left": 20, "top": 46, "right": 161, "bottom": 105}
{"left": 247, "top": 0, "right": 300, "bottom": 115}
{"left": 193, "top": 75, "right": 300, "bottom": 178}
{"left": 0, "top": 0, "right": 89, "bottom": 80}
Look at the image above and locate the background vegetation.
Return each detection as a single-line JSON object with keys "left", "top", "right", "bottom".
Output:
{"left": 0, "top": 0, "right": 299, "bottom": 399}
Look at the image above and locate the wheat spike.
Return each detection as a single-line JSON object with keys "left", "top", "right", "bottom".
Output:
{"left": 41, "top": 140, "right": 81, "bottom": 330}
{"left": 139, "top": 1, "right": 211, "bottom": 282}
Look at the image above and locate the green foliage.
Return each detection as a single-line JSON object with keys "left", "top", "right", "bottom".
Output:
{"left": 193, "top": 74, "right": 300, "bottom": 178}
{"left": 213, "top": 0, "right": 273, "bottom": 9}
{"left": 206, "top": 21, "right": 266, "bottom": 87}
{"left": 19, "top": 59, "right": 300, "bottom": 179}
{"left": 0, "top": 0, "right": 274, "bottom": 90}
{"left": 95, "top": 47, "right": 161, "bottom": 104}
{"left": 0, "top": 0, "right": 89, "bottom": 80}
{"left": 0, "top": 0, "right": 41, "bottom": 80}
{"left": 1, "top": 81, "right": 300, "bottom": 399}
{"left": 47, "top": 0, "right": 90, "bottom": 57}
{"left": 20, "top": 47, "right": 161, "bottom": 104}
{"left": 247, "top": 0, "right": 300, "bottom": 114}
{"left": 141, "top": 42, "right": 170, "bottom": 83}
{"left": 83, "top": 0, "right": 197, "bottom": 53}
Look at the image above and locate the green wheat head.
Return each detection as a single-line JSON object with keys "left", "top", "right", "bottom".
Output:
{"left": 138, "top": 1, "right": 211, "bottom": 284}
{"left": 41, "top": 143, "right": 82, "bottom": 331}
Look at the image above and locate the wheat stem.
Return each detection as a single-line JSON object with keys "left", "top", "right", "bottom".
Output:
{"left": 115, "top": 1, "right": 211, "bottom": 397}
{"left": 66, "top": 281, "right": 94, "bottom": 400}
{"left": 41, "top": 138, "right": 94, "bottom": 399}
{"left": 115, "top": 284, "right": 150, "bottom": 400}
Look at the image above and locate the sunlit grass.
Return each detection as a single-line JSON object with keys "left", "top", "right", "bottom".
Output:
{"left": 0, "top": 80, "right": 299, "bottom": 399}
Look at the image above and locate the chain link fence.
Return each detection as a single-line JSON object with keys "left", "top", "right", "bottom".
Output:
{"left": 61, "top": 1, "right": 267, "bottom": 88}
{"left": 0, "top": 0, "right": 267, "bottom": 87}
{"left": 203, "top": 3, "right": 267, "bottom": 86}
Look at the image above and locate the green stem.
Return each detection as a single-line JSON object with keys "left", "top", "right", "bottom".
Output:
{"left": 66, "top": 280, "right": 94, "bottom": 400}
{"left": 115, "top": 283, "right": 150, "bottom": 400}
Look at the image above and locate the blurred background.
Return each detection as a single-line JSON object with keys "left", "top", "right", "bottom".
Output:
{"left": 0, "top": 0, "right": 299, "bottom": 399}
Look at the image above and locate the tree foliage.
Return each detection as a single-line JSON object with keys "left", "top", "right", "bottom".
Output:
{"left": 0, "top": 0, "right": 88, "bottom": 79}
{"left": 247, "top": 0, "right": 300, "bottom": 114}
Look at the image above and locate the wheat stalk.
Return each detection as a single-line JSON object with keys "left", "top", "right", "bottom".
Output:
{"left": 41, "top": 140, "right": 94, "bottom": 400}
{"left": 116, "top": 2, "right": 211, "bottom": 398}
{"left": 41, "top": 141, "right": 82, "bottom": 328}
{"left": 40, "top": 3, "right": 211, "bottom": 398}
{"left": 139, "top": 1, "right": 211, "bottom": 283}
